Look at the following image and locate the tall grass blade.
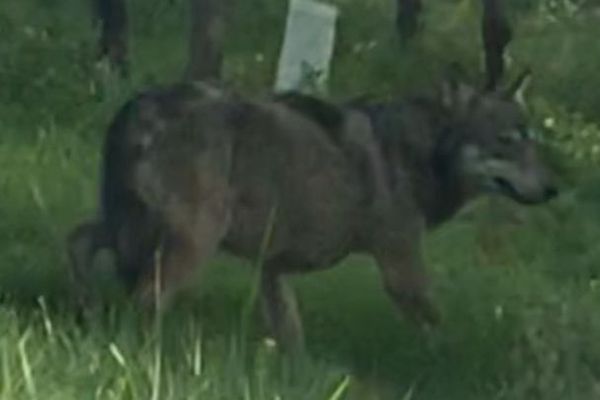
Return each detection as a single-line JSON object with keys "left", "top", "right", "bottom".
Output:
{"left": 327, "top": 375, "right": 351, "bottom": 400}
{"left": 241, "top": 204, "right": 278, "bottom": 336}
{"left": 18, "top": 329, "right": 37, "bottom": 400}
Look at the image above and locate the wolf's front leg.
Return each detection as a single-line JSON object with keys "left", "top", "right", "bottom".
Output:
{"left": 372, "top": 217, "right": 440, "bottom": 326}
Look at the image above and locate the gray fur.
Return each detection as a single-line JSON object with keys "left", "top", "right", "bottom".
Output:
{"left": 68, "top": 77, "right": 557, "bottom": 351}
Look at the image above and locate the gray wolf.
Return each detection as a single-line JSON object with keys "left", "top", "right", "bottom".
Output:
{"left": 68, "top": 74, "right": 557, "bottom": 350}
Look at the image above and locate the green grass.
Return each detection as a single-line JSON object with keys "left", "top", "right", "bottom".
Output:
{"left": 1, "top": 0, "right": 600, "bottom": 398}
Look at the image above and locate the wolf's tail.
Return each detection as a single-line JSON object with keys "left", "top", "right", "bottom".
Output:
{"left": 100, "top": 96, "right": 159, "bottom": 246}
{"left": 100, "top": 96, "right": 167, "bottom": 287}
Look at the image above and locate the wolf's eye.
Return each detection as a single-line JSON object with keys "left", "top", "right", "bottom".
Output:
{"left": 520, "top": 127, "right": 536, "bottom": 140}
{"left": 516, "top": 124, "right": 533, "bottom": 140}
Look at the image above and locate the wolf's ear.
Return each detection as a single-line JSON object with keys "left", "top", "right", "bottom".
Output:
{"left": 440, "top": 62, "right": 463, "bottom": 107}
{"left": 440, "top": 63, "right": 478, "bottom": 112}
{"left": 504, "top": 68, "right": 532, "bottom": 104}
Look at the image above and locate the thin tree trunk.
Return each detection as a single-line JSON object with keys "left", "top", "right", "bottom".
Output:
{"left": 395, "top": 0, "right": 423, "bottom": 41}
{"left": 93, "top": 0, "right": 129, "bottom": 76}
{"left": 482, "top": 0, "right": 512, "bottom": 90}
{"left": 186, "top": 0, "right": 229, "bottom": 81}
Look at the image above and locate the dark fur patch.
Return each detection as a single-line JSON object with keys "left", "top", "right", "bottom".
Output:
{"left": 101, "top": 97, "right": 137, "bottom": 231}
{"left": 274, "top": 92, "right": 345, "bottom": 143}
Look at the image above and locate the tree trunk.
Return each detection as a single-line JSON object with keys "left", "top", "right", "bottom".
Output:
{"left": 186, "top": 0, "right": 229, "bottom": 81}
{"left": 93, "top": 0, "right": 129, "bottom": 76}
{"left": 395, "top": 0, "right": 423, "bottom": 41}
{"left": 482, "top": 0, "right": 512, "bottom": 90}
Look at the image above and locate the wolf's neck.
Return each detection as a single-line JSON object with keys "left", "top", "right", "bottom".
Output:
{"left": 358, "top": 99, "right": 471, "bottom": 228}
{"left": 422, "top": 167, "right": 471, "bottom": 228}
{"left": 423, "top": 121, "right": 475, "bottom": 227}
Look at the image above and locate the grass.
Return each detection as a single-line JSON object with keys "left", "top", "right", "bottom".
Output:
{"left": 1, "top": 0, "right": 600, "bottom": 398}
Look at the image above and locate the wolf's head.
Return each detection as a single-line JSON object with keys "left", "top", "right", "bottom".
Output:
{"left": 440, "top": 69, "right": 558, "bottom": 205}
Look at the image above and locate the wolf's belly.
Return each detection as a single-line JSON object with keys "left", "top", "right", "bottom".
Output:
{"left": 221, "top": 181, "right": 361, "bottom": 271}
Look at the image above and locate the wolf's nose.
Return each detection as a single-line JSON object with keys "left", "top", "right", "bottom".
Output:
{"left": 544, "top": 186, "right": 559, "bottom": 200}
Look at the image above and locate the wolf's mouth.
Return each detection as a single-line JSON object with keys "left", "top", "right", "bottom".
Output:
{"left": 492, "top": 176, "right": 515, "bottom": 195}
{"left": 491, "top": 176, "right": 540, "bottom": 205}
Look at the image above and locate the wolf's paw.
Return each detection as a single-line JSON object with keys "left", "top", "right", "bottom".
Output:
{"left": 398, "top": 292, "right": 441, "bottom": 328}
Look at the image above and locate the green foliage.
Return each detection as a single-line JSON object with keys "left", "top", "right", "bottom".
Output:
{"left": 0, "top": 303, "right": 349, "bottom": 400}
{"left": 532, "top": 99, "right": 600, "bottom": 165}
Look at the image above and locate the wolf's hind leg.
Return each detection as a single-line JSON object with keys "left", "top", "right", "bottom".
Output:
{"left": 67, "top": 220, "right": 108, "bottom": 307}
{"left": 134, "top": 193, "right": 232, "bottom": 311}
{"left": 260, "top": 267, "right": 305, "bottom": 353}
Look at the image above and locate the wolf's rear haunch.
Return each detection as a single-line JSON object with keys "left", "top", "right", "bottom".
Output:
{"left": 68, "top": 77, "right": 557, "bottom": 352}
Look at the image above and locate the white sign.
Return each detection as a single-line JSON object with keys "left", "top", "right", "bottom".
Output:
{"left": 275, "top": 0, "right": 338, "bottom": 93}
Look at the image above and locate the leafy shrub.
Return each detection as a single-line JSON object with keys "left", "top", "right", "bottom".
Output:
{"left": 531, "top": 99, "right": 600, "bottom": 166}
